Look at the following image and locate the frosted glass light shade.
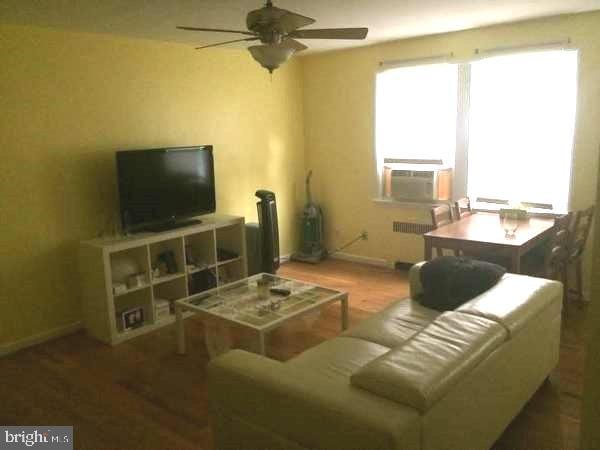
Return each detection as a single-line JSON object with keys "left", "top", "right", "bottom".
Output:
{"left": 248, "top": 44, "right": 295, "bottom": 73}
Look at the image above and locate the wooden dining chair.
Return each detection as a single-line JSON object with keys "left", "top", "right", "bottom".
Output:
{"left": 543, "top": 213, "right": 573, "bottom": 304}
{"left": 455, "top": 197, "right": 473, "bottom": 219}
{"left": 430, "top": 204, "right": 458, "bottom": 257}
{"left": 567, "top": 205, "right": 595, "bottom": 303}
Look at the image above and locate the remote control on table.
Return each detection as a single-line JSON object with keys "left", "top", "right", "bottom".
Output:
{"left": 270, "top": 288, "right": 291, "bottom": 296}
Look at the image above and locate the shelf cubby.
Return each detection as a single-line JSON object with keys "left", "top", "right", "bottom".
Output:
{"left": 217, "top": 259, "right": 245, "bottom": 286}
{"left": 188, "top": 268, "right": 218, "bottom": 295}
{"left": 216, "top": 225, "right": 244, "bottom": 263}
{"left": 110, "top": 247, "right": 151, "bottom": 288}
{"left": 185, "top": 230, "right": 217, "bottom": 273}
{"left": 149, "top": 237, "right": 185, "bottom": 278}
{"left": 153, "top": 276, "right": 188, "bottom": 314}
{"left": 114, "top": 288, "right": 154, "bottom": 333}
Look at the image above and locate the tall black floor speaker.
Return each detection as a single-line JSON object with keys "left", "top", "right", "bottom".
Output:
{"left": 255, "top": 190, "right": 280, "bottom": 274}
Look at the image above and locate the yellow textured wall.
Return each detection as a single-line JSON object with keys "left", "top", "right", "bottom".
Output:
{"left": 0, "top": 25, "right": 305, "bottom": 347}
{"left": 302, "top": 12, "right": 600, "bottom": 269}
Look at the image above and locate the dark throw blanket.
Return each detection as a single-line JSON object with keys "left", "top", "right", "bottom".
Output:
{"left": 419, "top": 256, "right": 506, "bottom": 311}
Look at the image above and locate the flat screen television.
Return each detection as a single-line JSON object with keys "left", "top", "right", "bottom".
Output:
{"left": 116, "top": 145, "right": 216, "bottom": 232}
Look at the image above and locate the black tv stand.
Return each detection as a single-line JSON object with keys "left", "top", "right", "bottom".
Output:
{"left": 142, "top": 219, "right": 202, "bottom": 233}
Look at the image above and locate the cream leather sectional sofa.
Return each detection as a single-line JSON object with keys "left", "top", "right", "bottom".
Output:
{"left": 208, "top": 262, "right": 563, "bottom": 450}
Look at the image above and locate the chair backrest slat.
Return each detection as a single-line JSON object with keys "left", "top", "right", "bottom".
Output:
{"left": 545, "top": 213, "right": 573, "bottom": 279}
{"left": 454, "top": 197, "right": 472, "bottom": 219}
{"left": 431, "top": 204, "right": 453, "bottom": 229}
{"left": 569, "top": 205, "right": 595, "bottom": 260}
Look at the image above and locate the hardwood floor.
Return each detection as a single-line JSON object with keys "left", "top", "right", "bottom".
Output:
{"left": 0, "top": 259, "right": 585, "bottom": 449}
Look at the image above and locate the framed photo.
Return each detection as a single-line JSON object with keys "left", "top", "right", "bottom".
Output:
{"left": 121, "top": 307, "right": 144, "bottom": 331}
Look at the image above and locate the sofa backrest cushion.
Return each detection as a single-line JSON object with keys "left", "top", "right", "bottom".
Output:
{"left": 350, "top": 311, "right": 507, "bottom": 412}
{"left": 457, "top": 274, "right": 563, "bottom": 337}
{"left": 409, "top": 262, "right": 426, "bottom": 298}
{"left": 342, "top": 299, "right": 441, "bottom": 348}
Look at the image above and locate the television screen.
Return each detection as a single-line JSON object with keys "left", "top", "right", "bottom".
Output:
{"left": 116, "top": 146, "right": 216, "bottom": 232}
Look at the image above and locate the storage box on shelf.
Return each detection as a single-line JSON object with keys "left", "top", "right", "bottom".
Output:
{"left": 79, "top": 215, "right": 247, "bottom": 345}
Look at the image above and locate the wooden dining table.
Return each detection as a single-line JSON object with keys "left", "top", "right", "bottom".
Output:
{"left": 423, "top": 212, "right": 556, "bottom": 273}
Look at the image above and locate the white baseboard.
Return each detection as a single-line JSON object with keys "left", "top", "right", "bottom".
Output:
{"left": 280, "top": 253, "right": 292, "bottom": 263}
{"left": 330, "top": 252, "right": 393, "bottom": 268}
{"left": 0, "top": 321, "right": 83, "bottom": 357}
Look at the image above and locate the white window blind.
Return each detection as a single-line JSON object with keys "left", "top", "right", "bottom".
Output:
{"left": 467, "top": 50, "right": 578, "bottom": 212}
{"left": 375, "top": 63, "right": 458, "bottom": 166}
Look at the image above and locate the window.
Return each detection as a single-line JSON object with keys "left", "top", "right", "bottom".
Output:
{"left": 467, "top": 50, "right": 578, "bottom": 212}
{"left": 375, "top": 49, "right": 578, "bottom": 213}
{"left": 375, "top": 63, "right": 458, "bottom": 165}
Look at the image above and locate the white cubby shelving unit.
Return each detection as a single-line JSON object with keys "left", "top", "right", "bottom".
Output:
{"left": 79, "top": 215, "right": 247, "bottom": 345}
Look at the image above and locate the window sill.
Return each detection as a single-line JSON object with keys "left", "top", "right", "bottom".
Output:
{"left": 372, "top": 198, "right": 564, "bottom": 217}
{"left": 372, "top": 197, "right": 449, "bottom": 210}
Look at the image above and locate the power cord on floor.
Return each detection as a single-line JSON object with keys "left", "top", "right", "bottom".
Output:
{"left": 329, "top": 231, "right": 368, "bottom": 256}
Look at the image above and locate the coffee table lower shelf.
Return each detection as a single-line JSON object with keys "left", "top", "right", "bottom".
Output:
{"left": 174, "top": 273, "right": 349, "bottom": 358}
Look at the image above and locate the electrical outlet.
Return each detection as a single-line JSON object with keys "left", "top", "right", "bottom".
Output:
{"left": 360, "top": 230, "right": 369, "bottom": 240}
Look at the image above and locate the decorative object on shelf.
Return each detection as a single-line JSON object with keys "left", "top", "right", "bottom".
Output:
{"left": 158, "top": 250, "right": 178, "bottom": 274}
{"left": 187, "top": 262, "right": 208, "bottom": 272}
{"left": 499, "top": 208, "right": 528, "bottom": 220}
{"left": 126, "top": 272, "right": 146, "bottom": 289}
{"left": 112, "top": 283, "right": 128, "bottom": 295}
{"left": 111, "top": 256, "right": 140, "bottom": 283}
{"left": 155, "top": 298, "right": 171, "bottom": 322}
{"left": 270, "top": 298, "right": 282, "bottom": 311}
{"left": 176, "top": 0, "right": 368, "bottom": 73}
{"left": 255, "top": 297, "right": 282, "bottom": 316}
{"left": 217, "top": 248, "right": 238, "bottom": 262}
{"left": 256, "top": 279, "right": 271, "bottom": 300}
{"left": 121, "top": 307, "right": 144, "bottom": 331}
{"left": 500, "top": 212, "right": 520, "bottom": 238}
{"left": 152, "top": 267, "right": 161, "bottom": 279}
{"left": 188, "top": 269, "right": 217, "bottom": 295}
{"left": 185, "top": 245, "right": 196, "bottom": 265}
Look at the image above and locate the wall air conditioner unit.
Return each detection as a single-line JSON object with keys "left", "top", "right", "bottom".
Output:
{"left": 382, "top": 159, "right": 452, "bottom": 201}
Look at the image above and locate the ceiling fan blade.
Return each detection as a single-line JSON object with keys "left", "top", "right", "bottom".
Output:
{"left": 277, "top": 11, "right": 316, "bottom": 33}
{"left": 282, "top": 38, "right": 308, "bottom": 52}
{"left": 289, "top": 28, "right": 369, "bottom": 40}
{"left": 246, "top": 5, "right": 315, "bottom": 34}
{"left": 177, "top": 26, "right": 256, "bottom": 36}
{"left": 195, "top": 37, "right": 260, "bottom": 50}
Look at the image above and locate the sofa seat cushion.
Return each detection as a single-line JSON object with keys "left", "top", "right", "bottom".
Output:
{"left": 342, "top": 299, "right": 440, "bottom": 348}
{"left": 287, "top": 337, "right": 390, "bottom": 382}
{"left": 351, "top": 312, "right": 507, "bottom": 412}
{"left": 457, "top": 274, "right": 563, "bottom": 337}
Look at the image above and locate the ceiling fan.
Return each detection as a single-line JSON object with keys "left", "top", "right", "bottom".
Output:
{"left": 177, "top": 0, "right": 368, "bottom": 73}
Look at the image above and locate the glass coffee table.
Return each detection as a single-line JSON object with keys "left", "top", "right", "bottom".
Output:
{"left": 175, "top": 273, "right": 349, "bottom": 357}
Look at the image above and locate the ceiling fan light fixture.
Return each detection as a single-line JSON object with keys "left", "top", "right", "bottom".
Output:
{"left": 248, "top": 44, "right": 295, "bottom": 73}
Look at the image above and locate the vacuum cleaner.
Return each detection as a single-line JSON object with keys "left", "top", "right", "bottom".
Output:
{"left": 291, "top": 170, "right": 327, "bottom": 264}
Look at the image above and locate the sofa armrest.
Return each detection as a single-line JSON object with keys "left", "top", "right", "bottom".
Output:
{"left": 409, "top": 262, "right": 427, "bottom": 299}
{"left": 208, "top": 349, "right": 420, "bottom": 450}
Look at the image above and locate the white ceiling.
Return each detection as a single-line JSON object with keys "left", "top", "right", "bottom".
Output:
{"left": 1, "top": 0, "right": 599, "bottom": 53}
